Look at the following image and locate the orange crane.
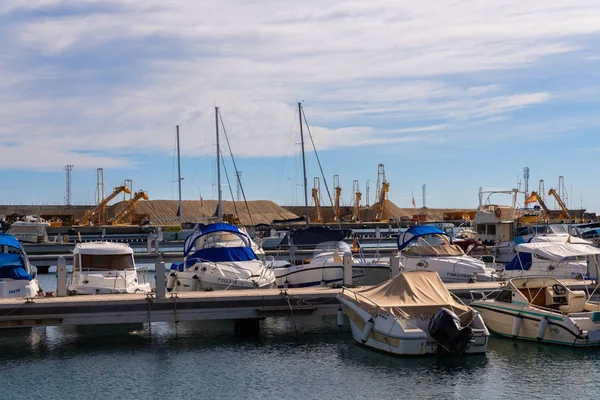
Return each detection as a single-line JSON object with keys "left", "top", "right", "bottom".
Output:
{"left": 111, "top": 190, "right": 149, "bottom": 225}
{"left": 333, "top": 175, "right": 341, "bottom": 222}
{"left": 374, "top": 164, "right": 389, "bottom": 222}
{"left": 527, "top": 191, "right": 551, "bottom": 219}
{"left": 548, "top": 188, "right": 571, "bottom": 219}
{"left": 311, "top": 177, "right": 323, "bottom": 223}
{"left": 77, "top": 185, "right": 131, "bottom": 225}
{"left": 352, "top": 180, "right": 362, "bottom": 222}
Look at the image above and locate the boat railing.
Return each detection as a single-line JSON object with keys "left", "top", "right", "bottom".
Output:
{"left": 188, "top": 257, "right": 257, "bottom": 281}
{"left": 341, "top": 287, "right": 382, "bottom": 313}
{"left": 80, "top": 268, "right": 136, "bottom": 291}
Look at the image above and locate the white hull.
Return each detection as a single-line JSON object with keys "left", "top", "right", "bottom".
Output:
{"left": 399, "top": 255, "right": 496, "bottom": 283}
{"left": 339, "top": 296, "right": 488, "bottom": 355}
{"left": 0, "top": 279, "right": 39, "bottom": 298}
{"left": 274, "top": 261, "right": 391, "bottom": 288}
{"left": 68, "top": 269, "right": 150, "bottom": 295}
{"left": 472, "top": 301, "right": 600, "bottom": 346}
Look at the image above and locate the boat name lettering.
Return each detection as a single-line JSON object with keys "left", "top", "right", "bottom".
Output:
{"left": 8, "top": 288, "right": 20, "bottom": 294}
{"left": 217, "top": 278, "right": 237, "bottom": 284}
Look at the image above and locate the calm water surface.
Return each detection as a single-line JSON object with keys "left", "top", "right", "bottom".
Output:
{"left": 3, "top": 275, "right": 600, "bottom": 399}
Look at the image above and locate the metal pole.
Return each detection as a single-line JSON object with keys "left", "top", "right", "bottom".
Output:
{"left": 299, "top": 102, "right": 309, "bottom": 225}
{"left": 216, "top": 107, "right": 222, "bottom": 221}
{"left": 176, "top": 125, "right": 183, "bottom": 226}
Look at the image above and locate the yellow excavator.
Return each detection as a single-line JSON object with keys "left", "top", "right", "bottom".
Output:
{"left": 77, "top": 185, "right": 132, "bottom": 225}
{"left": 548, "top": 188, "right": 571, "bottom": 219}
{"left": 110, "top": 191, "right": 149, "bottom": 225}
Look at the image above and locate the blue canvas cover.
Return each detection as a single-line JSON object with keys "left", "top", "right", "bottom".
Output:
{"left": 183, "top": 223, "right": 250, "bottom": 257}
{"left": 504, "top": 252, "right": 533, "bottom": 270}
{"left": 397, "top": 226, "right": 450, "bottom": 252}
{"left": 186, "top": 247, "right": 258, "bottom": 266}
{"left": 170, "top": 262, "right": 185, "bottom": 272}
{"left": 0, "top": 233, "right": 22, "bottom": 250}
{"left": 0, "top": 253, "right": 33, "bottom": 280}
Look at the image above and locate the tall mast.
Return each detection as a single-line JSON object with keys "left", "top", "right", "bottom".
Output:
{"left": 176, "top": 125, "right": 183, "bottom": 226}
{"left": 216, "top": 106, "right": 222, "bottom": 221}
{"left": 298, "top": 102, "right": 309, "bottom": 225}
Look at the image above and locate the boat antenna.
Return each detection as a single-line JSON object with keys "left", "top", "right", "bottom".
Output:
{"left": 301, "top": 105, "right": 341, "bottom": 229}
{"left": 218, "top": 109, "right": 254, "bottom": 226}
{"left": 176, "top": 125, "right": 183, "bottom": 227}
{"left": 215, "top": 106, "right": 222, "bottom": 221}
{"left": 298, "top": 102, "right": 309, "bottom": 225}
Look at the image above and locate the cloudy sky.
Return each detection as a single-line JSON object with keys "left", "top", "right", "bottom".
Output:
{"left": 2, "top": 0, "right": 600, "bottom": 212}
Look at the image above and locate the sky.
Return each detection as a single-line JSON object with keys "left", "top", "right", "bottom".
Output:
{"left": 2, "top": 1, "right": 600, "bottom": 212}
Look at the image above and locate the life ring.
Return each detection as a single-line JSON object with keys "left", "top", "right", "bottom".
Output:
{"left": 494, "top": 207, "right": 502, "bottom": 219}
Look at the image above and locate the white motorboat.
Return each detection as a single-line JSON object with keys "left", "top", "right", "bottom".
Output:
{"left": 273, "top": 241, "right": 391, "bottom": 288}
{"left": 68, "top": 242, "right": 151, "bottom": 294}
{"left": 498, "top": 240, "right": 598, "bottom": 280}
{"left": 5, "top": 221, "right": 49, "bottom": 244}
{"left": 397, "top": 226, "right": 497, "bottom": 282}
{"left": 168, "top": 223, "right": 276, "bottom": 291}
{"left": 338, "top": 270, "right": 489, "bottom": 356}
{"left": 0, "top": 233, "right": 41, "bottom": 298}
{"left": 471, "top": 274, "right": 600, "bottom": 347}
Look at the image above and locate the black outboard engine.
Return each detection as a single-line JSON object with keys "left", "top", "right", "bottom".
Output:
{"left": 428, "top": 307, "right": 474, "bottom": 355}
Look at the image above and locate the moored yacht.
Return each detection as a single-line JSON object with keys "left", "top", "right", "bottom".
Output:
{"left": 0, "top": 233, "right": 41, "bottom": 298}
{"left": 68, "top": 242, "right": 151, "bottom": 294}
{"left": 397, "top": 226, "right": 497, "bottom": 282}
{"left": 168, "top": 223, "right": 276, "bottom": 291}
{"left": 338, "top": 270, "right": 489, "bottom": 355}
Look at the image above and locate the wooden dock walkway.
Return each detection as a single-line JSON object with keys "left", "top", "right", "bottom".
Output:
{"left": 0, "top": 279, "right": 596, "bottom": 330}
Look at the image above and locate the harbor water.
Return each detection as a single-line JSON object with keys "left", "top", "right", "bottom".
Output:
{"left": 1, "top": 275, "right": 600, "bottom": 399}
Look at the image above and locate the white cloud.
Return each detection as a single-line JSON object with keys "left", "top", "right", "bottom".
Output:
{"left": 1, "top": 0, "right": 600, "bottom": 169}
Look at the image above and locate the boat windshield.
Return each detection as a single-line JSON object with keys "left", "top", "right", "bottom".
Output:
{"left": 79, "top": 254, "right": 135, "bottom": 271}
{"left": 516, "top": 225, "right": 568, "bottom": 236}
{"left": 408, "top": 234, "right": 451, "bottom": 247}
{"left": 312, "top": 241, "right": 351, "bottom": 258}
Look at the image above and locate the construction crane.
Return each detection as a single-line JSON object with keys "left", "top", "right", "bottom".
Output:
{"left": 352, "top": 180, "right": 362, "bottom": 222}
{"left": 77, "top": 185, "right": 132, "bottom": 225}
{"left": 111, "top": 190, "right": 149, "bottom": 225}
{"left": 333, "top": 175, "right": 341, "bottom": 222}
{"left": 311, "top": 177, "right": 323, "bottom": 223}
{"left": 527, "top": 191, "right": 551, "bottom": 219}
{"left": 548, "top": 188, "right": 571, "bottom": 219}
{"left": 374, "top": 164, "right": 389, "bottom": 222}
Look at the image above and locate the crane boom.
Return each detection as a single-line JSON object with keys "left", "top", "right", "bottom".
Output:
{"left": 311, "top": 177, "right": 323, "bottom": 223}
{"left": 333, "top": 175, "right": 341, "bottom": 222}
{"left": 78, "top": 185, "right": 132, "bottom": 225}
{"left": 528, "top": 191, "right": 550, "bottom": 219}
{"left": 111, "top": 191, "right": 149, "bottom": 225}
{"left": 374, "top": 181, "right": 389, "bottom": 221}
{"left": 548, "top": 188, "right": 571, "bottom": 219}
{"left": 352, "top": 180, "right": 361, "bottom": 222}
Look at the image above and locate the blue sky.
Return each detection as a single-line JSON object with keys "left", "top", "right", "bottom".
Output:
{"left": 2, "top": 1, "right": 600, "bottom": 212}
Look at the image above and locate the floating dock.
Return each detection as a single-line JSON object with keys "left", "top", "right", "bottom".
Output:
{"left": 0, "top": 280, "right": 595, "bottom": 330}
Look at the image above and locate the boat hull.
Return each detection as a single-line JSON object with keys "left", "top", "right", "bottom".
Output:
{"left": 0, "top": 279, "right": 40, "bottom": 298}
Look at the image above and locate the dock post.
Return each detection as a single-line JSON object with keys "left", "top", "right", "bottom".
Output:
{"left": 375, "top": 227, "right": 380, "bottom": 239}
{"left": 390, "top": 255, "right": 401, "bottom": 279}
{"left": 146, "top": 236, "right": 152, "bottom": 253}
{"left": 155, "top": 253, "right": 166, "bottom": 299}
{"left": 154, "top": 236, "right": 160, "bottom": 254}
{"left": 343, "top": 253, "right": 353, "bottom": 286}
{"left": 56, "top": 256, "right": 67, "bottom": 297}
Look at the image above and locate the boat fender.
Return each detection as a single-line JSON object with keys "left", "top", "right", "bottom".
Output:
{"left": 495, "top": 207, "right": 502, "bottom": 219}
{"left": 537, "top": 318, "right": 548, "bottom": 341}
{"left": 190, "top": 275, "right": 199, "bottom": 291}
{"left": 361, "top": 318, "right": 374, "bottom": 343}
{"left": 337, "top": 307, "right": 344, "bottom": 328}
{"left": 512, "top": 314, "right": 522, "bottom": 337}
{"left": 166, "top": 272, "right": 176, "bottom": 292}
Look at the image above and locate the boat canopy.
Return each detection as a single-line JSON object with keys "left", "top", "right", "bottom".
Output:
{"left": 343, "top": 270, "right": 470, "bottom": 319}
{"left": 279, "top": 226, "right": 352, "bottom": 249}
{"left": 186, "top": 247, "right": 258, "bottom": 266}
{"left": 183, "top": 223, "right": 251, "bottom": 257}
{"left": 397, "top": 226, "right": 452, "bottom": 252}
{"left": 0, "top": 253, "right": 32, "bottom": 281}
{"left": 312, "top": 241, "right": 351, "bottom": 258}
{"left": 0, "top": 233, "right": 22, "bottom": 250}
{"left": 516, "top": 242, "right": 600, "bottom": 262}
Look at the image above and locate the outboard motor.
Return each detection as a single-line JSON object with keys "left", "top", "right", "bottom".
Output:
{"left": 428, "top": 307, "right": 474, "bottom": 355}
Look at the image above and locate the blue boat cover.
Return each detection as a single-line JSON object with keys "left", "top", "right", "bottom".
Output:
{"left": 0, "top": 253, "right": 33, "bottom": 281}
{"left": 397, "top": 226, "right": 450, "bottom": 252}
{"left": 170, "top": 262, "right": 185, "bottom": 272}
{"left": 183, "top": 223, "right": 250, "bottom": 257}
{"left": 0, "top": 233, "right": 22, "bottom": 250}
{"left": 504, "top": 252, "right": 533, "bottom": 270}
{"left": 186, "top": 247, "right": 258, "bottom": 265}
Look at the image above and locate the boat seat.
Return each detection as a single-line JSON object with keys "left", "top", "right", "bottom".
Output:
{"left": 559, "top": 291, "right": 587, "bottom": 314}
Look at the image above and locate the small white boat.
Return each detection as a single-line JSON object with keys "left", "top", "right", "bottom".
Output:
{"left": 168, "top": 223, "right": 276, "bottom": 291}
{"left": 5, "top": 221, "right": 49, "bottom": 244}
{"left": 471, "top": 274, "right": 600, "bottom": 347}
{"left": 0, "top": 233, "right": 41, "bottom": 298}
{"left": 498, "top": 240, "right": 597, "bottom": 280}
{"left": 338, "top": 270, "right": 489, "bottom": 355}
{"left": 397, "top": 226, "right": 497, "bottom": 282}
{"left": 273, "top": 241, "right": 391, "bottom": 288}
{"left": 68, "top": 242, "right": 151, "bottom": 294}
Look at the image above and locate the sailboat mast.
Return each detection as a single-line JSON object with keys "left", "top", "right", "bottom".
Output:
{"left": 298, "top": 102, "right": 309, "bottom": 225}
{"left": 176, "top": 125, "right": 183, "bottom": 226}
{"left": 216, "top": 106, "right": 222, "bottom": 221}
